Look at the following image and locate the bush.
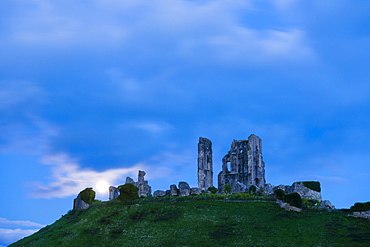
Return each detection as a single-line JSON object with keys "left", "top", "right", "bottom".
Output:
{"left": 79, "top": 188, "right": 96, "bottom": 204}
{"left": 117, "top": 183, "right": 139, "bottom": 201}
{"left": 350, "top": 202, "right": 370, "bottom": 212}
{"left": 224, "top": 185, "right": 232, "bottom": 194}
{"left": 274, "top": 189, "right": 285, "bottom": 201}
{"left": 302, "top": 199, "right": 320, "bottom": 208}
{"left": 302, "top": 181, "right": 321, "bottom": 192}
{"left": 249, "top": 185, "right": 257, "bottom": 194}
{"left": 208, "top": 186, "right": 218, "bottom": 194}
{"left": 274, "top": 189, "right": 302, "bottom": 208}
{"left": 284, "top": 192, "right": 302, "bottom": 208}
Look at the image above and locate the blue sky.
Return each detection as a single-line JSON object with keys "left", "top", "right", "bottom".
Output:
{"left": 1, "top": 0, "right": 370, "bottom": 245}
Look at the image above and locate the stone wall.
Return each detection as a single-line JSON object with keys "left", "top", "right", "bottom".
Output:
{"left": 218, "top": 134, "right": 266, "bottom": 192}
{"left": 109, "top": 186, "right": 119, "bottom": 200}
{"left": 198, "top": 137, "right": 213, "bottom": 191}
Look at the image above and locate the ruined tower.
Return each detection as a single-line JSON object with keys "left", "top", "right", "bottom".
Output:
{"left": 198, "top": 137, "right": 213, "bottom": 191}
{"left": 218, "top": 134, "right": 265, "bottom": 192}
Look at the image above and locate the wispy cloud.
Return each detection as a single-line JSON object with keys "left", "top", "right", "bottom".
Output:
{"left": 0, "top": 218, "right": 45, "bottom": 228}
{"left": 5, "top": 0, "right": 315, "bottom": 67}
{"left": 0, "top": 228, "right": 38, "bottom": 246}
{"left": 310, "top": 175, "right": 348, "bottom": 183}
{"left": 0, "top": 218, "right": 44, "bottom": 246}
{"left": 30, "top": 154, "right": 145, "bottom": 198}
{"left": 30, "top": 147, "right": 197, "bottom": 198}
{"left": 0, "top": 81, "right": 42, "bottom": 111}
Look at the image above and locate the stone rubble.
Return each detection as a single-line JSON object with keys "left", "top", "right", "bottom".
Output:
{"left": 178, "top": 181, "right": 191, "bottom": 196}
{"left": 288, "top": 182, "right": 322, "bottom": 201}
{"left": 352, "top": 210, "right": 370, "bottom": 219}
{"left": 276, "top": 199, "right": 302, "bottom": 212}
{"left": 170, "top": 184, "right": 179, "bottom": 196}
{"left": 320, "top": 200, "right": 335, "bottom": 210}
{"left": 73, "top": 194, "right": 90, "bottom": 210}
{"left": 153, "top": 190, "right": 166, "bottom": 197}
{"left": 190, "top": 187, "right": 202, "bottom": 195}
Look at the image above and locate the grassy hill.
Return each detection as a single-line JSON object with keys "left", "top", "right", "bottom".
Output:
{"left": 10, "top": 196, "right": 370, "bottom": 247}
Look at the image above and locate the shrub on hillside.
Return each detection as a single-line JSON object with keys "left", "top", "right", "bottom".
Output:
{"left": 350, "top": 202, "right": 370, "bottom": 212}
{"left": 302, "top": 181, "right": 321, "bottom": 192}
{"left": 284, "top": 192, "right": 302, "bottom": 208}
{"left": 274, "top": 189, "right": 302, "bottom": 208}
{"left": 208, "top": 186, "right": 218, "bottom": 194}
{"left": 79, "top": 188, "right": 96, "bottom": 204}
{"left": 224, "top": 185, "right": 232, "bottom": 194}
{"left": 117, "top": 183, "right": 139, "bottom": 201}
{"left": 249, "top": 185, "right": 257, "bottom": 194}
{"left": 302, "top": 199, "right": 320, "bottom": 208}
{"left": 274, "top": 189, "right": 285, "bottom": 201}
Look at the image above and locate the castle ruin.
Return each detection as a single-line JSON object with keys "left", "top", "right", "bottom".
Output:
{"left": 74, "top": 133, "right": 329, "bottom": 212}
{"left": 218, "top": 134, "right": 266, "bottom": 192}
{"left": 197, "top": 137, "right": 213, "bottom": 191}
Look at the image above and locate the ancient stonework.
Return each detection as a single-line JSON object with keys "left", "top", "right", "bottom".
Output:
{"left": 320, "top": 200, "right": 335, "bottom": 210}
{"left": 198, "top": 137, "right": 213, "bottom": 191}
{"left": 218, "top": 134, "right": 266, "bottom": 192}
{"left": 234, "top": 182, "right": 247, "bottom": 193}
{"left": 125, "top": 177, "right": 135, "bottom": 184}
{"left": 137, "top": 170, "right": 151, "bottom": 197}
{"left": 153, "top": 190, "right": 166, "bottom": 197}
{"left": 170, "top": 184, "right": 179, "bottom": 196}
{"left": 178, "top": 181, "right": 191, "bottom": 196}
{"left": 276, "top": 199, "right": 302, "bottom": 212}
{"left": 125, "top": 170, "right": 152, "bottom": 197}
{"left": 190, "top": 187, "right": 202, "bottom": 195}
{"left": 353, "top": 210, "right": 370, "bottom": 219}
{"left": 73, "top": 195, "right": 90, "bottom": 210}
{"left": 289, "top": 182, "right": 322, "bottom": 201}
{"left": 109, "top": 186, "right": 119, "bottom": 201}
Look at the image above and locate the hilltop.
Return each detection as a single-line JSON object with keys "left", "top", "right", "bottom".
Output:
{"left": 10, "top": 195, "right": 370, "bottom": 247}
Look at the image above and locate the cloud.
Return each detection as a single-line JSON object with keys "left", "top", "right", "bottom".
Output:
{"left": 30, "top": 154, "right": 145, "bottom": 198}
{"left": 4, "top": 0, "right": 315, "bottom": 67}
{"left": 0, "top": 218, "right": 45, "bottom": 228}
{"left": 29, "top": 150, "right": 183, "bottom": 198}
{"left": 0, "top": 80, "right": 42, "bottom": 111}
{"left": 0, "top": 228, "right": 38, "bottom": 246}
{"left": 0, "top": 218, "right": 44, "bottom": 246}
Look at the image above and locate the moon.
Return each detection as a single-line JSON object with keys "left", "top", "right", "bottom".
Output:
{"left": 96, "top": 180, "right": 109, "bottom": 193}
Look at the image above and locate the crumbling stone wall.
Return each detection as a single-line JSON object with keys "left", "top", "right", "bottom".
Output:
{"left": 109, "top": 186, "right": 119, "bottom": 200}
{"left": 124, "top": 170, "right": 152, "bottom": 198}
{"left": 198, "top": 137, "right": 213, "bottom": 191}
{"left": 218, "top": 134, "right": 266, "bottom": 192}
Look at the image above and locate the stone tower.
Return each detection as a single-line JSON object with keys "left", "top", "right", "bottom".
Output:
{"left": 198, "top": 137, "right": 213, "bottom": 191}
{"left": 218, "top": 134, "right": 265, "bottom": 192}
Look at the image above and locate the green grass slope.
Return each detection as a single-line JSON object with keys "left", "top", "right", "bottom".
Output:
{"left": 10, "top": 199, "right": 370, "bottom": 247}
